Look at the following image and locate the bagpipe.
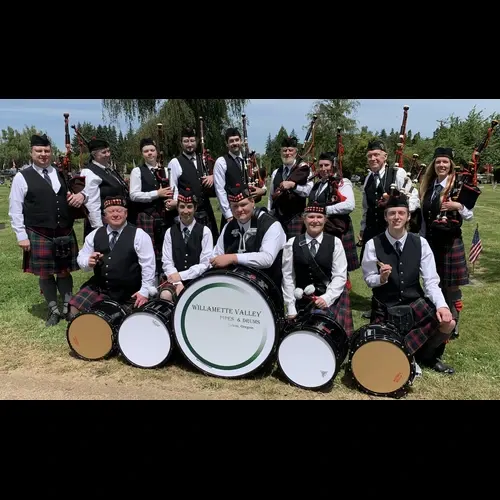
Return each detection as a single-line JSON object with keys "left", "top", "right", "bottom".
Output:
{"left": 153, "top": 123, "right": 172, "bottom": 194}
{"left": 407, "top": 153, "right": 426, "bottom": 184}
{"left": 57, "top": 113, "right": 88, "bottom": 219}
{"left": 198, "top": 115, "right": 216, "bottom": 198}
{"left": 431, "top": 120, "right": 499, "bottom": 235}
{"left": 272, "top": 114, "right": 318, "bottom": 202}
{"left": 241, "top": 113, "right": 265, "bottom": 195}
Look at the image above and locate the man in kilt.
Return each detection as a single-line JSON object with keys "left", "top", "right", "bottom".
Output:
{"left": 268, "top": 136, "right": 313, "bottom": 240}
{"left": 129, "top": 137, "right": 176, "bottom": 277}
{"left": 309, "top": 151, "right": 359, "bottom": 275}
{"left": 418, "top": 147, "right": 474, "bottom": 367}
{"left": 211, "top": 181, "right": 286, "bottom": 306}
{"left": 80, "top": 137, "right": 130, "bottom": 238}
{"left": 362, "top": 191, "right": 457, "bottom": 374}
{"left": 68, "top": 196, "right": 156, "bottom": 317}
{"left": 168, "top": 127, "right": 220, "bottom": 242}
{"left": 8, "top": 134, "right": 83, "bottom": 326}
{"left": 281, "top": 200, "right": 354, "bottom": 338}
{"left": 158, "top": 186, "right": 214, "bottom": 302}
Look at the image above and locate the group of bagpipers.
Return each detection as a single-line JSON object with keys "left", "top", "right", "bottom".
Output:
{"left": 8, "top": 124, "right": 473, "bottom": 376}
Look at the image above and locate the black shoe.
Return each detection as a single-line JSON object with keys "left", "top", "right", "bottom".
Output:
{"left": 450, "top": 329, "right": 459, "bottom": 340}
{"left": 431, "top": 359, "right": 455, "bottom": 374}
{"left": 46, "top": 311, "right": 61, "bottom": 327}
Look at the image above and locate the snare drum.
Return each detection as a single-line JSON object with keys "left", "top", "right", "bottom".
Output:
{"left": 173, "top": 265, "right": 284, "bottom": 378}
{"left": 117, "top": 299, "right": 175, "bottom": 369}
{"left": 66, "top": 299, "right": 129, "bottom": 361}
{"left": 347, "top": 323, "right": 416, "bottom": 399}
{"left": 277, "top": 311, "right": 349, "bottom": 390}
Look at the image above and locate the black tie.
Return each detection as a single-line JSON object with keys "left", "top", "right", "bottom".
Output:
{"left": 183, "top": 227, "right": 190, "bottom": 243}
{"left": 283, "top": 167, "right": 289, "bottom": 180}
{"left": 395, "top": 241, "right": 402, "bottom": 256}
{"left": 109, "top": 231, "right": 119, "bottom": 250}
{"left": 42, "top": 168, "right": 52, "bottom": 187}
{"left": 432, "top": 184, "right": 443, "bottom": 201}
{"left": 310, "top": 238, "right": 318, "bottom": 257}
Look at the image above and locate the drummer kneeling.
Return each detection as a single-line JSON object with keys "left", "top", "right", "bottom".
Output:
{"left": 361, "top": 192, "right": 456, "bottom": 374}
{"left": 158, "top": 187, "right": 214, "bottom": 302}
{"left": 281, "top": 201, "right": 354, "bottom": 338}
{"left": 68, "top": 196, "right": 156, "bottom": 317}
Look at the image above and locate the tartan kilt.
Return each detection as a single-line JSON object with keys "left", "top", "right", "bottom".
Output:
{"left": 372, "top": 297, "right": 440, "bottom": 355}
{"left": 69, "top": 285, "right": 108, "bottom": 312}
{"left": 280, "top": 214, "right": 304, "bottom": 240}
{"left": 326, "top": 286, "right": 354, "bottom": 338}
{"left": 135, "top": 211, "right": 162, "bottom": 260}
{"left": 23, "top": 226, "right": 79, "bottom": 278}
{"left": 432, "top": 237, "right": 469, "bottom": 288}
{"left": 341, "top": 219, "right": 360, "bottom": 272}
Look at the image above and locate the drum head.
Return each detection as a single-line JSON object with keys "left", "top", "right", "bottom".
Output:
{"left": 173, "top": 272, "right": 277, "bottom": 378}
{"left": 118, "top": 310, "right": 172, "bottom": 369}
{"left": 350, "top": 339, "right": 412, "bottom": 395}
{"left": 278, "top": 330, "right": 337, "bottom": 389}
{"left": 67, "top": 312, "right": 114, "bottom": 361}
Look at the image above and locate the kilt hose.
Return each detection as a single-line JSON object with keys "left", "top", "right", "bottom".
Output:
{"left": 23, "top": 226, "right": 79, "bottom": 278}
{"left": 371, "top": 296, "right": 441, "bottom": 355}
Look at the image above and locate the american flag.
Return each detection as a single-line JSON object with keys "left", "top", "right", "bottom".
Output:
{"left": 469, "top": 225, "right": 483, "bottom": 264}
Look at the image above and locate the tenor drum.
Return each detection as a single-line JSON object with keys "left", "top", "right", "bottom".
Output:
{"left": 117, "top": 299, "right": 175, "bottom": 369}
{"left": 66, "top": 299, "right": 129, "bottom": 361}
{"left": 173, "top": 265, "right": 284, "bottom": 378}
{"left": 277, "top": 311, "right": 349, "bottom": 390}
{"left": 347, "top": 323, "right": 416, "bottom": 399}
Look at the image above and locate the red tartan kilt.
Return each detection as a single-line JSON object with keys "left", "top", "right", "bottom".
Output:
{"left": 23, "top": 227, "right": 79, "bottom": 277}
{"left": 69, "top": 285, "right": 108, "bottom": 312}
{"left": 326, "top": 286, "right": 354, "bottom": 338}
{"left": 135, "top": 211, "right": 163, "bottom": 258}
{"left": 340, "top": 219, "right": 360, "bottom": 272}
{"left": 282, "top": 214, "right": 304, "bottom": 239}
{"left": 372, "top": 297, "right": 440, "bottom": 355}
{"left": 433, "top": 237, "right": 469, "bottom": 288}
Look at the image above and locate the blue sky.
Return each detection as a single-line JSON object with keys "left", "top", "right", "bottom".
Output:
{"left": 1, "top": 99, "right": 499, "bottom": 155}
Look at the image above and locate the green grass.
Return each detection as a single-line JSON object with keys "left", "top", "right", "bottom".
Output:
{"left": 0, "top": 183, "right": 499, "bottom": 399}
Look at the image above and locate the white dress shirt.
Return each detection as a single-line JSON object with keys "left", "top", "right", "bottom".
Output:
{"left": 311, "top": 177, "right": 356, "bottom": 216}
{"left": 8, "top": 164, "right": 63, "bottom": 241}
{"left": 419, "top": 175, "right": 474, "bottom": 238}
{"left": 267, "top": 163, "right": 313, "bottom": 212}
{"left": 360, "top": 165, "right": 420, "bottom": 232}
{"left": 212, "top": 211, "right": 286, "bottom": 268}
{"left": 361, "top": 229, "right": 448, "bottom": 310}
{"left": 281, "top": 232, "right": 347, "bottom": 317}
{"left": 129, "top": 163, "right": 161, "bottom": 203}
{"left": 167, "top": 154, "right": 200, "bottom": 202}
{"left": 77, "top": 222, "right": 156, "bottom": 298}
{"left": 162, "top": 219, "right": 214, "bottom": 281}
{"left": 80, "top": 160, "right": 110, "bottom": 230}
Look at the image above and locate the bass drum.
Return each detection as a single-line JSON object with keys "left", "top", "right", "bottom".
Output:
{"left": 66, "top": 299, "right": 129, "bottom": 361}
{"left": 117, "top": 299, "right": 175, "bottom": 369}
{"left": 277, "top": 311, "right": 349, "bottom": 390}
{"left": 347, "top": 323, "right": 416, "bottom": 399}
{"left": 173, "top": 265, "right": 284, "bottom": 379}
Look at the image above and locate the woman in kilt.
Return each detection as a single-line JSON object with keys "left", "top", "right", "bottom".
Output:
{"left": 281, "top": 201, "right": 354, "bottom": 339}
{"left": 308, "top": 152, "right": 359, "bottom": 278}
{"left": 129, "top": 138, "right": 176, "bottom": 279}
{"left": 8, "top": 134, "right": 83, "bottom": 326}
{"left": 361, "top": 192, "right": 457, "bottom": 373}
{"left": 418, "top": 147, "right": 474, "bottom": 370}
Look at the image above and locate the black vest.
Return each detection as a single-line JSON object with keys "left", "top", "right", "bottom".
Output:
{"left": 170, "top": 222, "right": 204, "bottom": 272}
{"left": 272, "top": 164, "right": 307, "bottom": 218}
{"left": 372, "top": 232, "right": 424, "bottom": 308}
{"left": 310, "top": 180, "right": 350, "bottom": 227}
{"left": 21, "top": 166, "right": 73, "bottom": 229}
{"left": 177, "top": 154, "right": 206, "bottom": 205}
{"left": 86, "top": 163, "right": 127, "bottom": 210}
{"left": 136, "top": 164, "right": 161, "bottom": 215}
{"left": 223, "top": 209, "right": 283, "bottom": 289}
{"left": 92, "top": 224, "right": 142, "bottom": 302}
{"left": 364, "top": 167, "right": 398, "bottom": 236}
{"left": 292, "top": 233, "right": 335, "bottom": 296}
{"left": 224, "top": 154, "right": 246, "bottom": 190}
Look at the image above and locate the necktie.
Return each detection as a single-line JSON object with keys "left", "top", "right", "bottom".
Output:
{"left": 373, "top": 172, "right": 380, "bottom": 187}
{"left": 183, "top": 227, "right": 190, "bottom": 243}
{"left": 42, "top": 168, "right": 52, "bottom": 187}
{"left": 432, "top": 184, "right": 443, "bottom": 201}
{"left": 310, "top": 238, "right": 318, "bottom": 257}
{"left": 283, "top": 167, "right": 289, "bottom": 180}
{"left": 395, "top": 241, "right": 402, "bottom": 256}
{"left": 109, "top": 230, "right": 119, "bottom": 250}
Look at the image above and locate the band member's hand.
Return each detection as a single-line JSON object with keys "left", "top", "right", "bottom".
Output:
{"left": 436, "top": 307, "right": 453, "bottom": 324}
{"left": 359, "top": 231, "right": 364, "bottom": 241}
{"left": 286, "top": 314, "right": 298, "bottom": 320}
{"left": 250, "top": 186, "right": 266, "bottom": 198}
{"left": 167, "top": 272, "right": 182, "bottom": 283}
{"left": 314, "top": 297, "right": 328, "bottom": 309}
{"left": 164, "top": 199, "right": 177, "bottom": 211}
{"left": 210, "top": 254, "right": 237, "bottom": 268}
{"left": 379, "top": 264, "right": 392, "bottom": 284}
{"left": 19, "top": 239, "right": 30, "bottom": 252}
{"left": 158, "top": 187, "right": 172, "bottom": 198}
{"left": 441, "top": 201, "right": 462, "bottom": 211}
{"left": 202, "top": 175, "right": 214, "bottom": 188}
{"left": 175, "top": 283, "right": 185, "bottom": 295}
{"left": 67, "top": 192, "right": 84, "bottom": 207}
{"left": 226, "top": 217, "right": 234, "bottom": 223}
{"left": 88, "top": 252, "right": 104, "bottom": 268}
{"left": 132, "top": 292, "right": 148, "bottom": 308}
{"left": 281, "top": 180, "right": 295, "bottom": 190}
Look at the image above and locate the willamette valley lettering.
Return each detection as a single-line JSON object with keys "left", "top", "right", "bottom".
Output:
{"left": 191, "top": 304, "right": 262, "bottom": 317}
